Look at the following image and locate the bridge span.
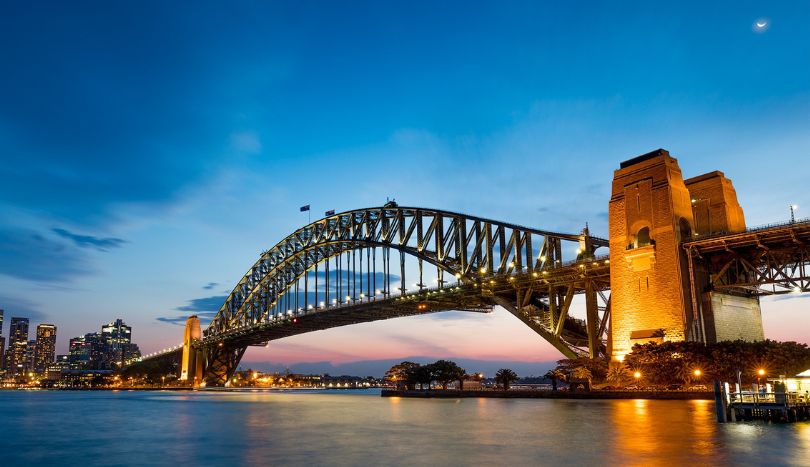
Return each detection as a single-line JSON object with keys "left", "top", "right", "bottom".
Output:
{"left": 133, "top": 149, "right": 810, "bottom": 387}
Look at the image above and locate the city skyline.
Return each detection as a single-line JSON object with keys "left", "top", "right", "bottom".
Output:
{"left": 1, "top": 2, "right": 809, "bottom": 370}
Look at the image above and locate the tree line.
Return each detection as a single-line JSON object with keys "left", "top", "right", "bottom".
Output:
{"left": 546, "top": 339, "right": 810, "bottom": 388}
{"left": 385, "top": 360, "right": 520, "bottom": 390}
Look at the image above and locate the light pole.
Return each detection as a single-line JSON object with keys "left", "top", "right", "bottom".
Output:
{"left": 790, "top": 204, "right": 798, "bottom": 224}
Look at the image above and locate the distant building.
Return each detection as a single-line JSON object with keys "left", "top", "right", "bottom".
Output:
{"left": 67, "top": 320, "right": 141, "bottom": 370}
{"left": 25, "top": 339, "right": 37, "bottom": 373}
{"left": 6, "top": 317, "right": 29, "bottom": 376}
{"left": 46, "top": 355, "right": 71, "bottom": 381}
{"left": 68, "top": 334, "right": 100, "bottom": 369}
{"left": 34, "top": 324, "right": 57, "bottom": 373}
{"left": 102, "top": 319, "right": 140, "bottom": 368}
{"left": 0, "top": 308, "right": 5, "bottom": 371}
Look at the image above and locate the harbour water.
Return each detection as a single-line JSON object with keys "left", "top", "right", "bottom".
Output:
{"left": 1, "top": 389, "right": 808, "bottom": 466}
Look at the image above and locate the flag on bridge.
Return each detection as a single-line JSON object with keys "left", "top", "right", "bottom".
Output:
{"left": 300, "top": 205, "right": 310, "bottom": 212}
{"left": 325, "top": 209, "right": 335, "bottom": 216}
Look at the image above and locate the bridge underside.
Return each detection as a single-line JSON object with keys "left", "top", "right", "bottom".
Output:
{"left": 686, "top": 220, "right": 810, "bottom": 296}
{"left": 200, "top": 261, "right": 611, "bottom": 387}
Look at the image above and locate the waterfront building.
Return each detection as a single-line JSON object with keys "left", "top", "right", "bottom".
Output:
{"left": 34, "top": 324, "right": 57, "bottom": 373}
{"left": 58, "top": 369, "right": 115, "bottom": 388}
{"left": 6, "top": 317, "right": 29, "bottom": 376}
{"left": 46, "top": 355, "right": 70, "bottom": 381}
{"left": 780, "top": 369, "right": 810, "bottom": 395}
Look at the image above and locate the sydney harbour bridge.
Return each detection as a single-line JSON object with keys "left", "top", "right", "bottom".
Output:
{"left": 134, "top": 150, "right": 810, "bottom": 387}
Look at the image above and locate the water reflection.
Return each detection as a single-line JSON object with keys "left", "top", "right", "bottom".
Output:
{"left": 608, "top": 399, "right": 724, "bottom": 465}
{"left": 0, "top": 391, "right": 806, "bottom": 466}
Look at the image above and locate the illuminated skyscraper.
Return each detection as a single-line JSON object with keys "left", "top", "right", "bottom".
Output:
{"left": 0, "top": 309, "right": 5, "bottom": 370}
{"left": 6, "top": 317, "right": 29, "bottom": 376}
{"left": 34, "top": 324, "right": 57, "bottom": 373}
{"left": 101, "top": 319, "right": 138, "bottom": 367}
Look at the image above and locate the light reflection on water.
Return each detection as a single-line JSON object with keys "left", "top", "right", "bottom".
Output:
{"left": 0, "top": 390, "right": 808, "bottom": 466}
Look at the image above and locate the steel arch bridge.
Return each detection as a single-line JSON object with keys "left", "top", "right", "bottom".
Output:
{"left": 191, "top": 204, "right": 613, "bottom": 386}
{"left": 161, "top": 204, "right": 613, "bottom": 386}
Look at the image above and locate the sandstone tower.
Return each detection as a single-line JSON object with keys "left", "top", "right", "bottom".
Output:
{"left": 607, "top": 149, "right": 763, "bottom": 361}
{"left": 180, "top": 315, "right": 203, "bottom": 385}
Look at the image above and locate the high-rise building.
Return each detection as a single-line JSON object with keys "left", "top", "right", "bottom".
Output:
{"left": 0, "top": 309, "right": 5, "bottom": 371}
{"left": 67, "top": 320, "right": 141, "bottom": 370}
{"left": 34, "top": 324, "right": 57, "bottom": 373}
{"left": 68, "top": 333, "right": 108, "bottom": 369}
{"left": 102, "top": 319, "right": 137, "bottom": 368}
{"left": 25, "top": 339, "right": 36, "bottom": 373}
{"left": 68, "top": 335, "right": 92, "bottom": 368}
{"left": 6, "top": 317, "right": 30, "bottom": 376}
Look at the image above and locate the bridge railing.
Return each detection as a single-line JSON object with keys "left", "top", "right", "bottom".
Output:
{"left": 686, "top": 217, "right": 810, "bottom": 242}
{"left": 137, "top": 343, "right": 184, "bottom": 362}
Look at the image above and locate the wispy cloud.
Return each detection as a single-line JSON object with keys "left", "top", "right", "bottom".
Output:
{"left": 156, "top": 311, "right": 218, "bottom": 326}
{"left": 0, "top": 295, "right": 49, "bottom": 322}
{"left": 52, "top": 228, "right": 126, "bottom": 251}
{"left": 0, "top": 228, "right": 91, "bottom": 282}
{"left": 156, "top": 295, "right": 228, "bottom": 326}
{"left": 176, "top": 295, "right": 228, "bottom": 312}
{"left": 203, "top": 282, "right": 218, "bottom": 290}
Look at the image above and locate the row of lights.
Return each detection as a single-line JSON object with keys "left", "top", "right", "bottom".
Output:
{"left": 141, "top": 343, "right": 184, "bottom": 360}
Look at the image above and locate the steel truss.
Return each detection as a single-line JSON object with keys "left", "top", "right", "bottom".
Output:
{"left": 685, "top": 220, "right": 810, "bottom": 296}
{"left": 198, "top": 205, "right": 610, "bottom": 385}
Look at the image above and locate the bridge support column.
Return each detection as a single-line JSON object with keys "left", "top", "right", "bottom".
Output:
{"left": 585, "top": 280, "right": 600, "bottom": 359}
{"left": 180, "top": 316, "right": 203, "bottom": 387}
{"left": 203, "top": 343, "right": 247, "bottom": 387}
{"left": 493, "top": 297, "right": 578, "bottom": 360}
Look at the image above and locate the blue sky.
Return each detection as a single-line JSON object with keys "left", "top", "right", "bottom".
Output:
{"left": 1, "top": 1, "right": 808, "bottom": 367}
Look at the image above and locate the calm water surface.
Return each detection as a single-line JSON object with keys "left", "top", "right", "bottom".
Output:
{"left": 1, "top": 389, "right": 808, "bottom": 466}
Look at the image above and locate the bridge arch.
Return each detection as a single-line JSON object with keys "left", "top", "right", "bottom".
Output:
{"left": 207, "top": 206, "right": 606, "bottom": 336}
{"left": 199, "top": 205, "right": 610, "bottom": 385}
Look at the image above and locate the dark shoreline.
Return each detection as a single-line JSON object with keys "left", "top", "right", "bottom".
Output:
{"left": 382, "top": 389, "right": 714, "bottom": 400}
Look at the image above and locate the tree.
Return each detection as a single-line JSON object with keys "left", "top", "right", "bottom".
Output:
{"left": 385, "top": 362, "right": 420, "bottom": 390}
{"left": 544, "top": 369, "right": 566, "bottom": 391}
{"left": 555, "top": 357, "right": 608, "bottom": 383}
{"left": 606, "top": 366, "right": 630, "bottom": 387}
{"left": 430, "top": 360, "right": 466, "bottom": 390}
{"left": 494, "top": 368, "right": 519, "bottom": 391}
{"left": 414, "top": 365, "right": 434, "bottom": 390}
{"left": 572, "top": 366, "right": 593, "bottom": 383}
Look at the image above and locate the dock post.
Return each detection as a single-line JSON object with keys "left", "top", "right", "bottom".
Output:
{"left": 714, "top": 380, "right": 727, "bottom": 423}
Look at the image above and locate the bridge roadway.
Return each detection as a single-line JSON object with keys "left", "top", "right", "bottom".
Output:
{"left": 684, "top": 218, "right": 810, "bottom": 296}
{"left": 202, "top": 256, "right": 612, "bottom": 349}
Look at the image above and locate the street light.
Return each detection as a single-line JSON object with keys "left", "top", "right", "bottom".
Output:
{"left": 757, "top": 368, "right": 766, "bottom": 389}
{"left": 693, "top": 369, "right": 702, "bottom": 380}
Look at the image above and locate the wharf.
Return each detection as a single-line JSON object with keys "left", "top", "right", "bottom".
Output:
{"left": 726, "top": 392, "right": 810, "bottom": 423}
{"left": 715, "top": 382, "right": 810, "bottom": 423}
